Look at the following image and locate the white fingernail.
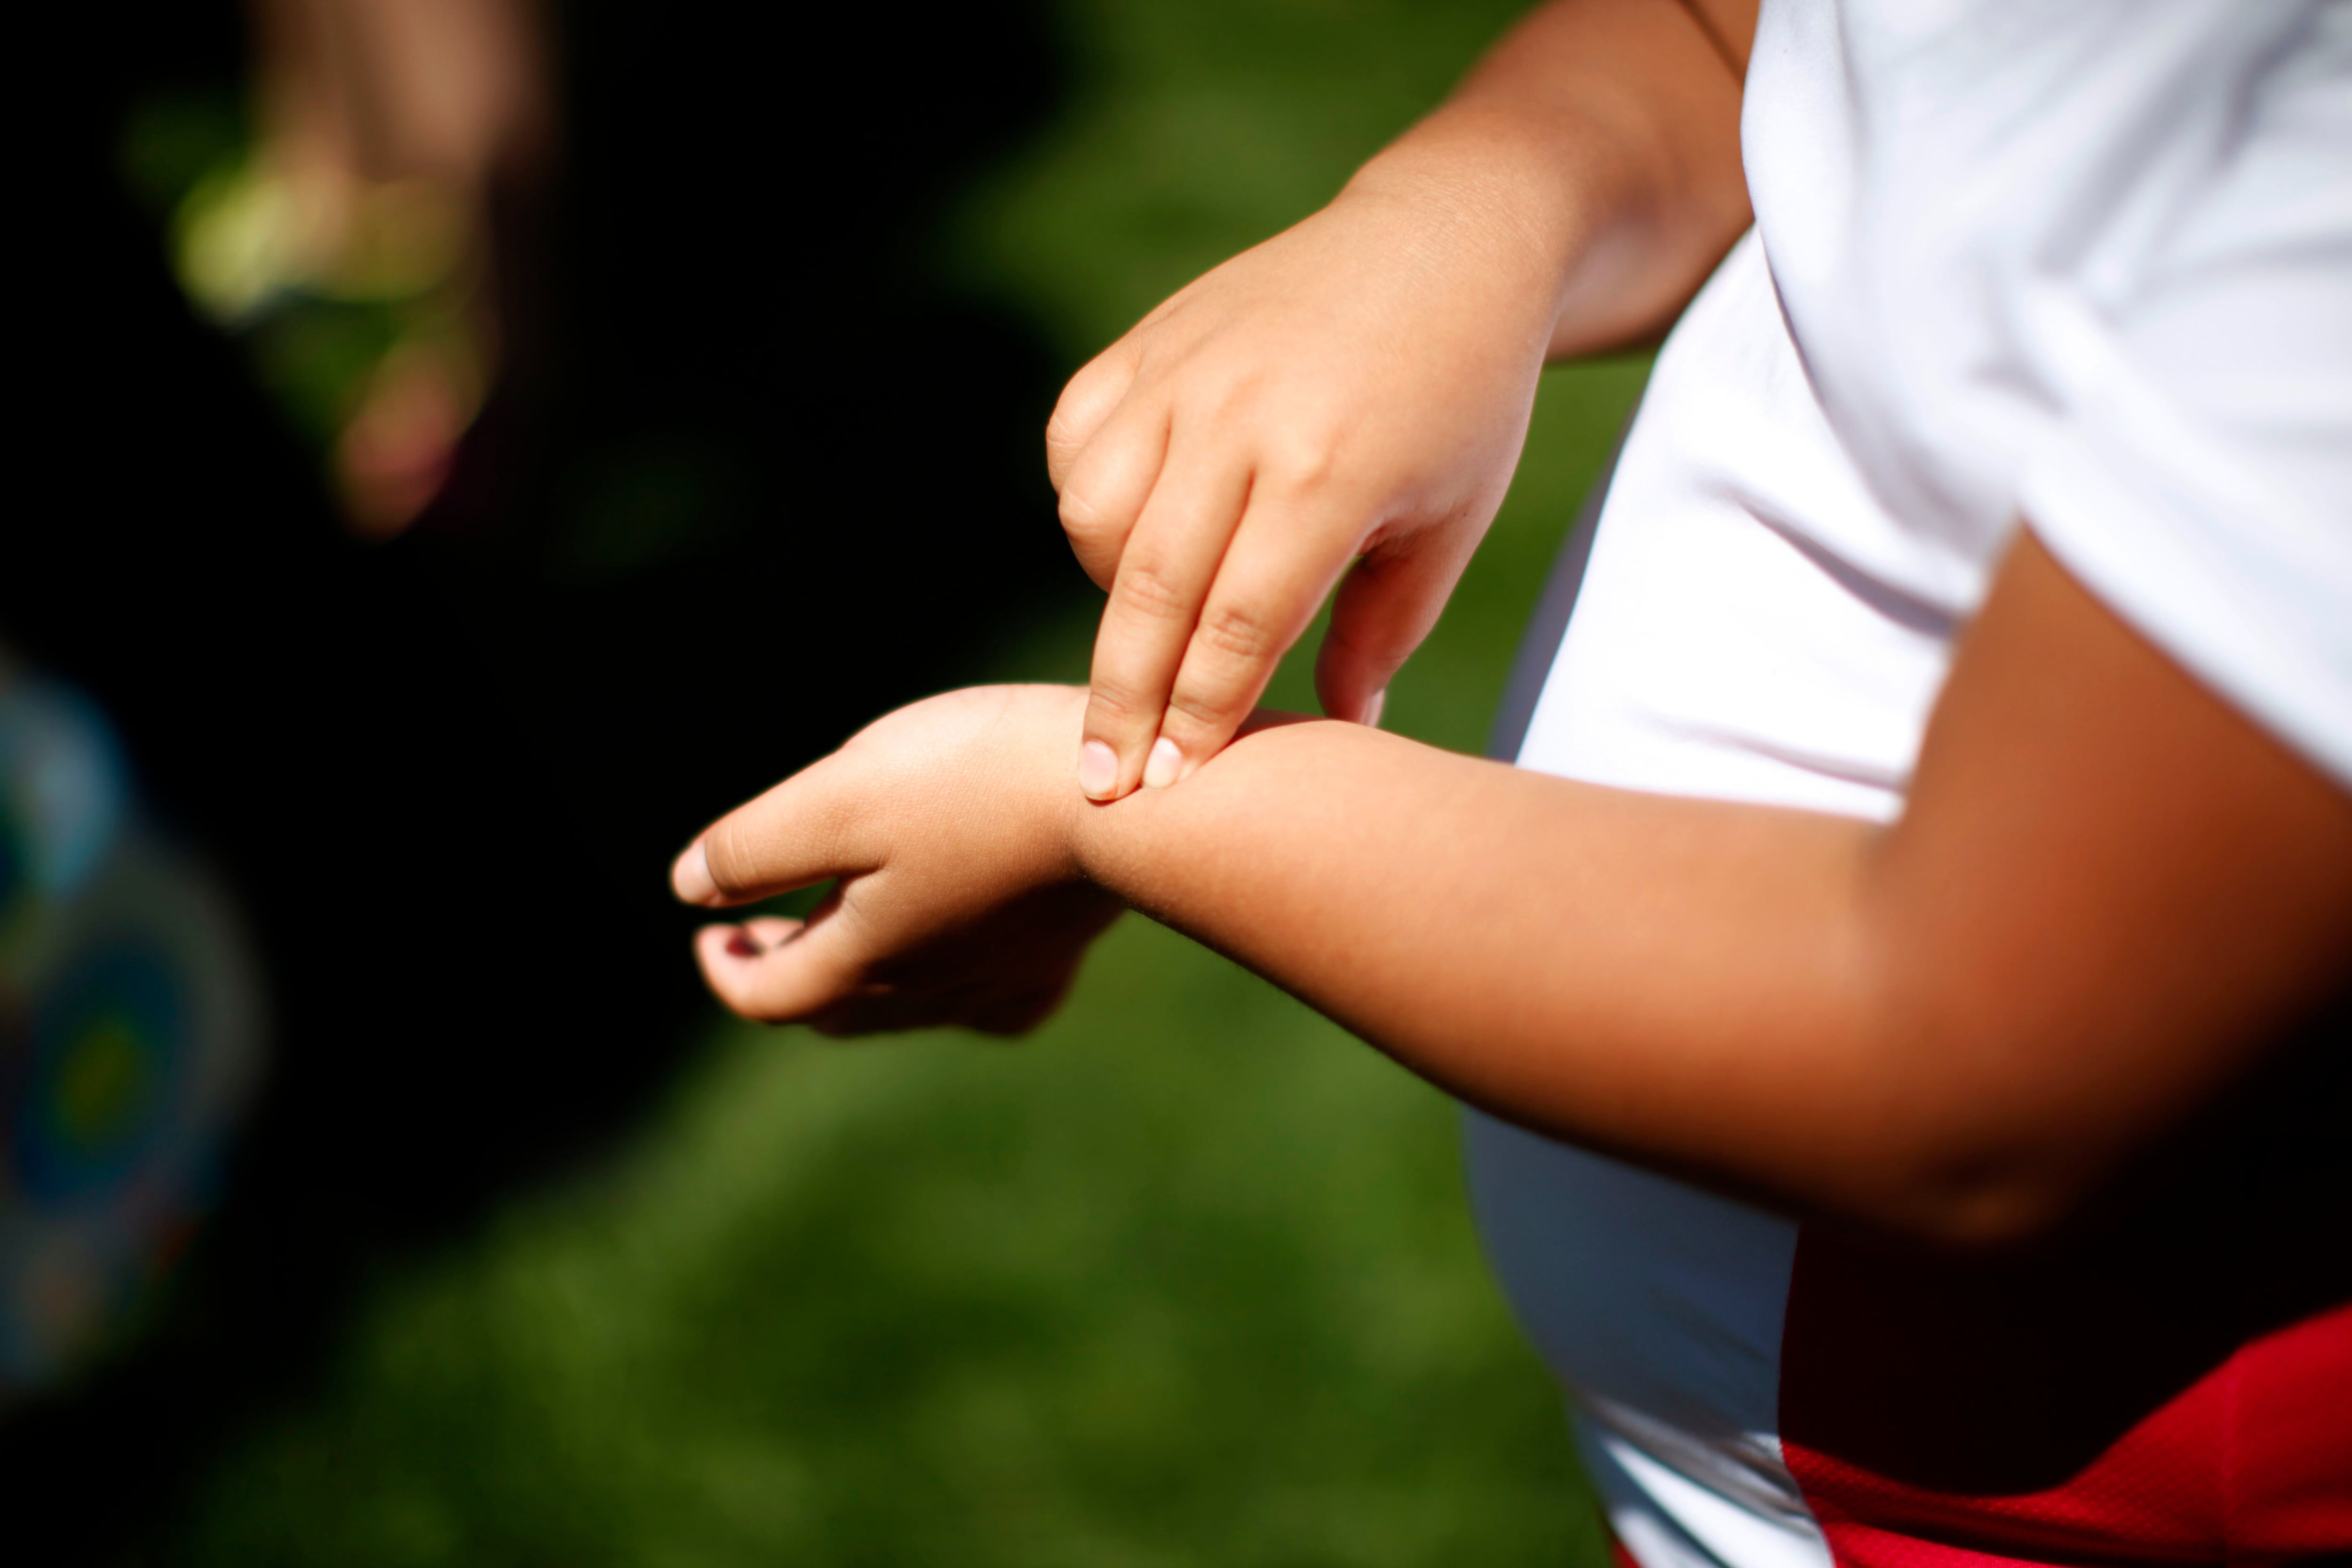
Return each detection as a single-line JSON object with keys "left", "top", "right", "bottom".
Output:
{"left": 1143, "top": 736, "right": 1184, "bottom": 789}
{"left": 1079, "top": 739, "right": 1120, "bottom": 799}
{"left": 1364, "top": 689, "right": 1387, "bottom": 730}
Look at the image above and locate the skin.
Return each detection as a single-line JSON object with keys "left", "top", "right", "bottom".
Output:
{"left": 671, "top": 534, "right": 2352, "bottom": 1245}
{"left": 669, "top": 0, "right": 2352, "bottom": 1248}
{"left": 1049, "top": 0, "right": 1755, "bottom": 800}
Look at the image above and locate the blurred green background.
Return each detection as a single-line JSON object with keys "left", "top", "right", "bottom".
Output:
{"left": 167, "top": 0, "right": 1648, "bottom": 1560}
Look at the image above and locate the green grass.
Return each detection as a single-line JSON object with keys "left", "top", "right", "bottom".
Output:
{"left": 168, "top": 0, "right": 1650, "bottom": 1560}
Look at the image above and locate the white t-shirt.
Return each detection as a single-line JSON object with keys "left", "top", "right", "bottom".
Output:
{"left": 1468, "top": 4, "right": 2352, "bottom": 1566}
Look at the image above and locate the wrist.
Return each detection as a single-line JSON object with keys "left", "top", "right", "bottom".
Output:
{"left": 1343, "top": 103, "right": 1604, "bottom": 337}
{"left": 1033, "top": 684, "right": 1112, "bottom": 887}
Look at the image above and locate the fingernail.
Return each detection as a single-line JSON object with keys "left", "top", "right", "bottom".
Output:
{"left": 1364, "top": 688, "right": 1388, "bottom": 730}
{"left": 1078, "top": 739, "right": 1120, "bottom": 799}
{"left": 724, "top": 927, "right": 765, "bottom": 958}
{"left": 673, "top": 841, "right": 718, "bottom": 905}
{"left": 1143, "top": 736, "right": 1184, "bottom": 789}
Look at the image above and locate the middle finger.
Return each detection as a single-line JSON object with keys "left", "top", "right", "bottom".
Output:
{"left": 1079, "top": 441, "right": 1252, "bottom": 799}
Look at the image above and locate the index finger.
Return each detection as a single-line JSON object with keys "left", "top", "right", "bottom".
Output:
{"left": 1079, "top": 446, "right": 1252, "bottom": 798}
{"left": 671, "top": 756, "right": 870, "bottom": 908}
{"left": 1151, "top": 487, "right": 1359, "bottom": 779}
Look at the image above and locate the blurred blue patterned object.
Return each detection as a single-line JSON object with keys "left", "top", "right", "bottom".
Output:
{"left": 0, "top": 672, "right": 127, "bottom": 931}
{"left": 0, "top": 655, "right": 264, "bottom": 1393}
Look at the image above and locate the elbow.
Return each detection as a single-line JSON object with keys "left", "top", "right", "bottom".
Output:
{"left": 1889, "top": 1170, "right": 2090, "bottom": 1253}
{"left": 1830, "top": 965, "right": 2144, "bottom": 1252}
{"left": 1860, "top": 1129, "right": 2120, "bottom": 1253}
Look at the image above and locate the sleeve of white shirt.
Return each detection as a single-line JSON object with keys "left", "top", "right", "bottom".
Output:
{"left": 2018, "top": 7, "right": 2352, "bottom": 788}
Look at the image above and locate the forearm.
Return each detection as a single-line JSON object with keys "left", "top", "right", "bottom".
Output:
{"left": 1049, "top": 533, "right": 2352, "bottom": 1245}
{"left": 1060, "top": 713, "right": 1969, "bottom": 1231}
{"left": 682, "top": 529, "right": 2349, "bottom": 1247}
{"left": 1063, "top": 689, "right": 2292, "bottom": 1253}
{"left": 1347, "top": 0, "right": 1753, "bottom": 360}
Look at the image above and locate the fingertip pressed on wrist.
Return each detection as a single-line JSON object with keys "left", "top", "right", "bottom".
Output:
{"left": 1143, "top": 736, "right": 1184, "bottom": 790}
{"left": 1078, "top": 738, "right": 1120, "bottom": 799}
{"left": 1078, "top": 730, "right": 1196, "bottom": 803}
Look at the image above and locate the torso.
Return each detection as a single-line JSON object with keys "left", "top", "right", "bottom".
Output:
{"left": 1472, "top": 5, "right": 2352, "bottom": 1559}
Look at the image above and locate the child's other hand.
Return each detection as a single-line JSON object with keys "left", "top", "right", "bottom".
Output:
{"left": 1047, "top": 154, "right": 1565, "bottom": 799}
{"left": 670, "top": 686, "right": 1119, "bottom": 1035}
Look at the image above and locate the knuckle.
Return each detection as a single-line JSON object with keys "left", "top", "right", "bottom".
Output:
{"left": 1044, "top": 388, "right": 1089, "bottom": 446}
{"left": 1262, "top": 429, "right": 1344, "bottom": 495}
{"left": 1050, "top": 355, "right": 1111, "bottom": 416}
{"left": 1057, "top": 483, "right": 1115, "bottom": 540}
{"left": 1164, "top": 682, "right": 1242, "bottom": 732}
{"left": 1112, "top": 557, "right": 1193, "bottom": 622}
{"left": 703, "top": 817, "right": 755, "bottom": 898}
{"left": 1195, "top": 598, "right": 1280, "bottom": 663}
{"left": 1085, "top": 677, "right": 1154, "bottom": 729}
{"left": 1046, "top": 349, "right": 1137, "bottom": 457}
{"left": 1044, "top": 408, "right": 1095, "bottom": 474}
{"left": 1188, "top": 369, "right": 1258, "bottom": 424}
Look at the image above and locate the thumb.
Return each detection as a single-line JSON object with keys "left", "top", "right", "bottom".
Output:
{"left": 1313, "top": 532, "right": 1476, "bottom": 726}
{"left": 693, "top": 906, "right": 867, "bottom": 1024}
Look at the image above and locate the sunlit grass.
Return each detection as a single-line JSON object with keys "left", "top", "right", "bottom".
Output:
{"left": 183, "top": 918, "right": 1598, "bottom": 1567}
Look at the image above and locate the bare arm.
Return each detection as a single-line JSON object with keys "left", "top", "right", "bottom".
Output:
{"left": 1380, "top": 0, "right": 1755, "bottom": 359}
{"left": 673, "top": 533, "right": 2352, "bottom": 1246}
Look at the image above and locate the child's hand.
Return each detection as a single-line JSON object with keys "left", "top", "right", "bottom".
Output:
{"left": 1047, "top": 155, "right": 1566, "bottom": 799}
{"left": 670, "top": 686, "right": 1119, "bottom": 1035}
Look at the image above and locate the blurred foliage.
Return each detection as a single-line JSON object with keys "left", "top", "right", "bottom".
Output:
{"left": 121, "top": 82, "right": 487, "bottom": 527}
{"left": 117, "top": 90, "right": 243, "bottom": 217}
{"left": 162, "top": 0, "right": 1650, "bottom": 1561}
{"left": 180, "top": 930, "right": 1601, "bottom": 1568}
{"left": 952, "top": 0, "right": 1536, "bottom": 360}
